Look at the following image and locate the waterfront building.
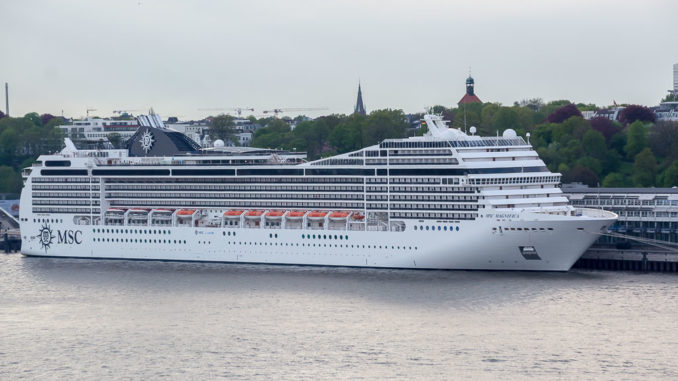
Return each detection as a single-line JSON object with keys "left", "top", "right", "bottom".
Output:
{"left": 563, "top": 183, "right": 678, "bottom": 245}
{"left": 652, "top": 101, "right": 678, "bottom": 122}
{"left": 674, "top": 63, "right": 678, "bottom": 93}
{"left": 457, "top": 76, "right": 482, "bottom": 105}
{"left": 165, "top": 118, "right": 258, "bottom": 147}
{"left": 57, "top": 118, "right": 139, "bottom": 143}
{"left": 592, "top": 107, "right": 624, "bottom": 121}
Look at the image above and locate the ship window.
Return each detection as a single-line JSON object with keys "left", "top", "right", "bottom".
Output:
{"left": 456, "top": 226, "right": 459, "bottom": 231}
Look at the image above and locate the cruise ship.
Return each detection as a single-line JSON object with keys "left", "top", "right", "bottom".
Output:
{"left": 19, "top": 113, "right": 617, "bottom": 271}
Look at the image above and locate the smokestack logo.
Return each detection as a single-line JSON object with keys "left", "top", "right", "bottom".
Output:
{"left": 139, "top": 129, "right": 155, "bottom": 153}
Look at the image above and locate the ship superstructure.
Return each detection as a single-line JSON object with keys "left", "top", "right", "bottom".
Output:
{"left": 19, "top": 113, "right": 616, "bottom": 270}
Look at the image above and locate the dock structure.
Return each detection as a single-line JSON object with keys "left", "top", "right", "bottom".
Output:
{"left": 574, "top": 246, "right": 678, "bottom": 272}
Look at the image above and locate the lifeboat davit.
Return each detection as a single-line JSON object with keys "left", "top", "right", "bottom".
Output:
{"left": 265, "top": 210, "right": 285, "bottom": 219}
{"left": 176, "top": 209, "right": 196, "bottom": 217}
{"left": 351, "top": 213, "right": 365, "bottom": 221}
{"left": 286, "top": 211, "right": 306, "bottom": 220}
{"left": 307, "top": 211, "right": 328, "bottom": 220}
{"left": 245, "top": 210, "right": 264, "bottom": 219}
{"left": 329, "top": 211, "right": 350, "bottom": 221}
{"left": 224, "top": 210, "right": 245, "bottom": 218}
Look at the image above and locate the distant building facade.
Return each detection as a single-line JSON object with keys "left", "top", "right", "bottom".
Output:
{"left": 457, "top": 76, "right": 482, "bottom": 105}
{"left": 652, "top": 102, "right": 678, "bottom": 122}
{"left": 57, "top": 118, "right": 139, "bottom": 144}
{"left": 166, "top": 117, "right": 259, "bottom": 147}
{"left": 563, "top": 183, "right": 678, "bottom": 245}
{"left": 674, "top": 63, "right": 678, "bottom": 93}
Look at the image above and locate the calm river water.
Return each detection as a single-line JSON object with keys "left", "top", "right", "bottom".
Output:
{"left": 1, "top": 254, "right": 677, "bottom": 379}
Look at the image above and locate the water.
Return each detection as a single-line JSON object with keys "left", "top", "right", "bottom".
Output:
{"left": 1, "top": 254, "right": 677, "bottom": 380}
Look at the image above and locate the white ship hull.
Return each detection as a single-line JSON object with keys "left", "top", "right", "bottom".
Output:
{"left": 21, "top": 211, "right": 615, "bottom": 271}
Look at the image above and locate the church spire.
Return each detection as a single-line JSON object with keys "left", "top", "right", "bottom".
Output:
{"left": 354, "top": 82, "right": 366, "bottom": 115}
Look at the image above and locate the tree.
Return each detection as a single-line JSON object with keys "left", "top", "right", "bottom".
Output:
{"left": 547, "top": 104, "right": 582, "bottom": 123}
{"left": 582, "top": 130, "right": 606, "bottom": 159}
{"left": 663, "top": 160, "right": 678, "bottom": 187}
{"left": 0, "top": 165, "right": 21, "bottom": 193}
{"left": 251, "top": 118, "right": 291, "bottom": 149}
{"left": 208, "top": 114, "right": 237, "bottom": 144}
{"left": 590, "top": 117, "right": 619, "bottom": 141}
{"left": 648, "top": 121, "right": 678, "bottom": 159}
{"left": 602, "top": 172, "right": 627, "bottom": 187}
{"left": 624, "top": 121, "right": 647, "bottom": 159}
{"left": 107, "top": 133, "right": 123, "bottom": 149}
{"left": 619, "top": 105, "right": 655, "bottom": 125}
{"left": 362, "top": 109, "right": 408, "bottom": 146}
{"left": 329, "top": 114, "right": 364, "bottom": 153}
{"left": 23, "top": 112, "right": 42, "bottom": 126}
{"left": 633, "top": 148, "right": 657, "bottom": 187}
{"left": 40, "top": 113, "right": 56, "bottom": 126}
{"left": 563, "top": 166, "right": 598, "bottom": 187}
{"left": 0, "top": 110, "right": 5, "bottom": 119}
{"left": 662, "top": 93, "right": 678, "bottom": 102}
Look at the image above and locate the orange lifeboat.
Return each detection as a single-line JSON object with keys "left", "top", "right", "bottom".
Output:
{"left": 307, "top": 211, "right": 328, "bottom": 220}
{"left": 224, "top": 210, "right": 244, "bottom": 218}
{"left": 244, "top": 210, "right": 264, "bottom": 219}
{"left": 329, "top": 211, "right": 350, "bottom": 221}
{"left": 351, "top": 213, "right": 365, "bottom": 221}
{"left": 129, "top": 208, "right": 149, "bottom": 213}
{"left": 106, "top": 208, "right": 125, "bottom": 213}
{"left": 265, "top": 210, "right": 285, "bottom": 219}
{"left": 286, "top": 210, "right": 306, "bottom": 220}
{"left": 177, "top": 209, "right": 196, "bottom": 217}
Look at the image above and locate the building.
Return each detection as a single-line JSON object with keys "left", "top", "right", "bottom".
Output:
{"left": 674, "top": 63, "right": 678, "bottom": 93}
{"left": 57, "top": 118, "right": 139, "bottom": 144}
{"left": 563, "top": 183, "right": 678, "bottom": 246}
{"left": 591, "top": 107, "right": 624, "bottom": 121}
{"left": 165, "top": 117, "right": 259, "bottom": 147}
{"left": 652, "top": 102, "right": 678, "bottom": 122}
{"left": 457, "top": 76, "right": 482, "bottom": 105}
{"left": 354, "top": 83, "right": 366, "bottom": 115}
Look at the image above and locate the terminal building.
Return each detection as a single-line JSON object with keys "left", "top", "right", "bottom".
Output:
{"left": 563, "top": 184, "right": 678, "bottom": 246}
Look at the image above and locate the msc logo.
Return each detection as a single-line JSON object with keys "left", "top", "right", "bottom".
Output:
{"left": 37, "top": 223, "right": 55, "bottom": 251}
{"left": 35, "top": 224, "right": 82, "bottom": 252}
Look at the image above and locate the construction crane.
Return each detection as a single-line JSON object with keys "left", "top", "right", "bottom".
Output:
{"left": 112, "top": 109, "right": 142, "bottom": 115}
{"left": 262, "top": 107, "right": 328, "bottom": 117}
{"left": 197, "top": 107, "right": 255, "bottom": 116}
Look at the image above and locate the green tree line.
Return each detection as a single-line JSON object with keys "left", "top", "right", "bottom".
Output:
{"left": 249, "top": 102, "right": 678, "bottom": 188}
{"left": 0, "top": 113, "right": 65, "bottom": 193}
{"left": 1, "top": 100, "right": 677, "bottom": 194}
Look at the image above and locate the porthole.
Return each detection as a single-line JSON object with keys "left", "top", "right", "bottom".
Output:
{"left": 456, "top": 226, "right": 459, "bottom": 231}
{"left": 414, "top": 226, "right": 418, "bottom": 230}
{"left": 426, "top": 226, "right": 429, "bottom": 231}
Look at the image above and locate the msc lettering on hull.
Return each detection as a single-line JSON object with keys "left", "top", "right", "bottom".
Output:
{"left": 58, "top": 230, "right": 82, "bottom": 245}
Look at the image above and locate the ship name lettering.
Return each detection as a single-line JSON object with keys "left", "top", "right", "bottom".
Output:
{"left": 57, "top": 230, "right": 83, "bottom": 245}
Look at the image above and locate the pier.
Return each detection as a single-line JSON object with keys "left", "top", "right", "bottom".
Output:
{"left": 574, "top": 246, "right": 678, "bottom": 272}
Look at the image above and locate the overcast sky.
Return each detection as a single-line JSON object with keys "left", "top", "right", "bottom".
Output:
{"left": 1, "top": 0, "right": 676, "bottom": 120}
